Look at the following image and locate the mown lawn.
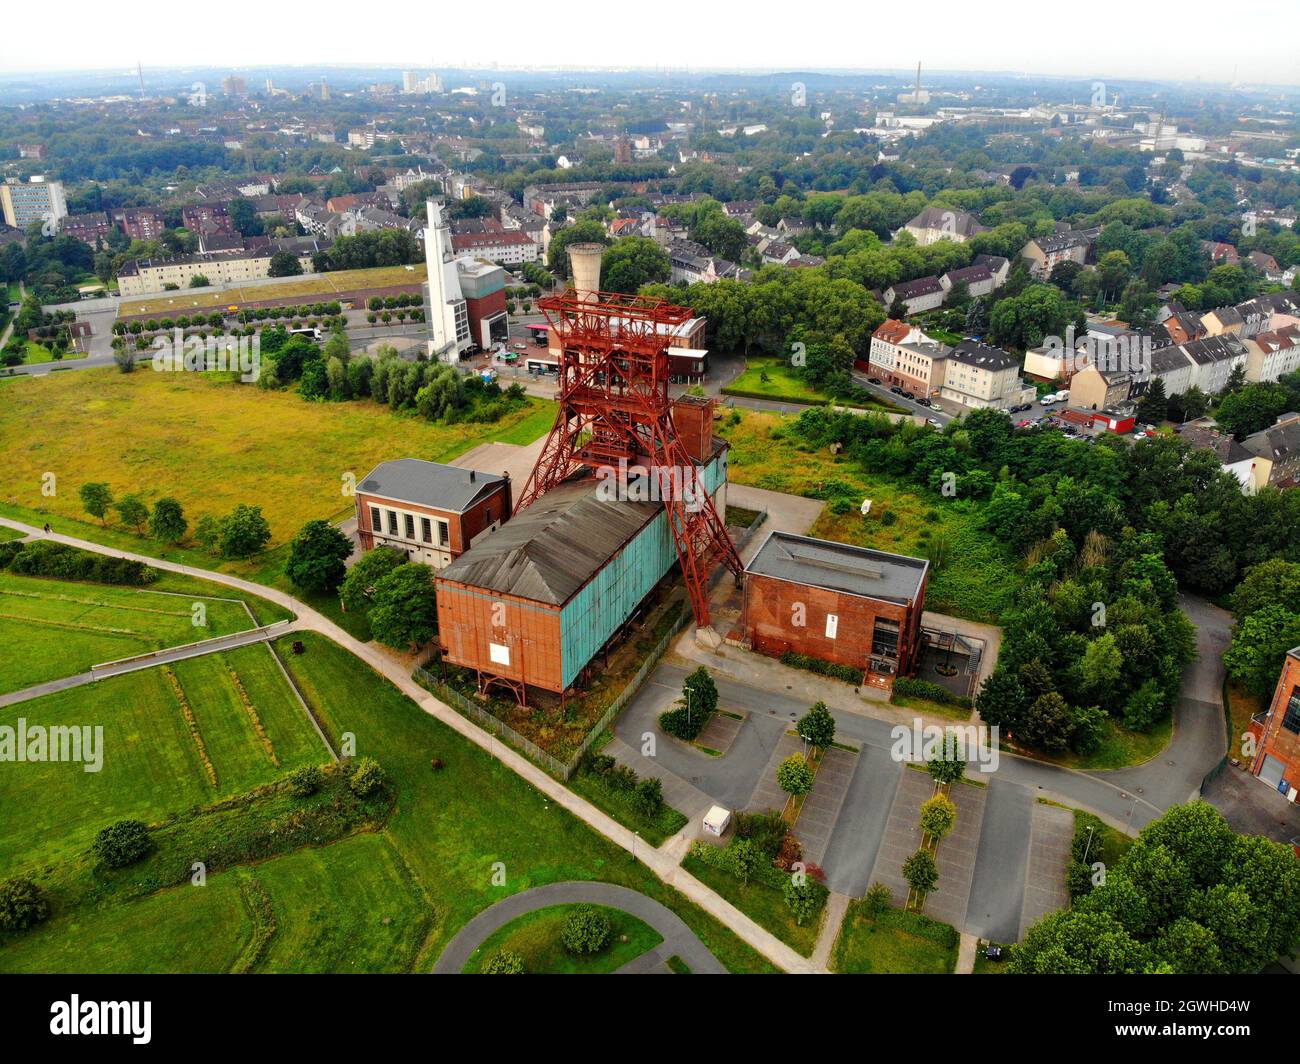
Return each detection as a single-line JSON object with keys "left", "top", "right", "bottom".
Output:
{"left": 0, "top": 645, "right": 329, "bottom": 878}
{"left": 723, "top": 356, "right": 898, "bottom": 412}
{"left": 1012, "top": 714, "right": 1174, "bottom": 772}
{"left": 0, "top": 368, "right": 554, "bottom": 557}
{"left": 719, "top": 410, "right": 1019, "bottom": 622}
{"left": 831, "top": 902, "right": 959, "bottom": 974}
{"left": 0, "top": 633, "right": 779, "bottom": 973}
{"left": 461, "top": 903, "right": 663, "bottom": 974}
{"left": 681, "top": 853, "right": 822, "bottom": 957}
{"left": 0, "top": 571, "right": 255, "bottom": 693}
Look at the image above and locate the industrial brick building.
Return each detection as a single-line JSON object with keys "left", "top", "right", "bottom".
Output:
{"left": 354, "top": 459, "right": 511, "bottom": 569}
{"left": 1250, "top": 647, "right": 1300, "bottom": 802}
{"left": 741, "top": 532, "right": 928, "bottom": 686}
{"left": 435, "top": 436, "right": 728, "bottom": 701}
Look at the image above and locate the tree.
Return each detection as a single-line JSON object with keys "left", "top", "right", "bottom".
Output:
{"left": 634, "top": 777, "right": 664, "bottom": 818}
{"left": 600, "top": 236, "right": 669, "bottom": 294}
{"left": 919, "top": 793, "right": 957, "bottom": 840}
{"left": 368, "top": 562, "right": 437, "bottom": 650}
{"left": 113, "top": 346, "right": 136, "bottom": 373}
{"left": 268, "top": 250, "right": 303, "bottom": 277}
{"left": 285, "top": 519, "right": 353, "bottom": 593}
{"left": 93, "top": 819, "right": 152, "bottom": 868}
{"left": 783, "top": 877, "right": 821, "bottom": 926}
{"left": 481, "top": 949, "right": 525, "bottom": 974}
{"left": 340, "top": 546, "right": 405, "bottom": 614}
{"left": 726, "top": 838, "right": 762, "bottom": 887}
{"left": 546, "top": 221, "right": 609, "bottom": 277}
{"left": 777, "top": 753, "right": 814, "bottom": 798}
{"left": 217, "top": 504, "right": 271, "bottom": 559}
{"left": 974, "top": 668, "right": 1028, "bottom": 736}
{"left": 0, "top": 876, "right": 49, "bottom": 932}
{"left": 148, "top": 497, "right": 187, "bottom": 543}
{"left": 561, "top": 905, "right": 612, "bottom": 954}
{"left": 797, "top": 701, "right": 836, "bottom": 751}
{"left": 188, "top": 273, "right": 210, "bottom": 289}
{"left": 1224, "top": 605, "right": 1300, "bottom": 700}
{"left": 1215, "top": 382, "right": 1290, "bottom": 439}
{"left": 113, "top": 493, "right": 149, "bottom": 533}
{"left": 78, "top": 482, "right": 113, "bottom": 525}
{"left": 1135, "top": 377, "right": 1167, "bottom": 424}
{"left": 1021, "top": 691, "right": 1074, "bottom": 752}
{"left": 227, "top": 197, "right": 263, "bottom": 236}
{"left": 902, "top": 849, "right": 939, "bottom": 895}
{"left": 926, "top": 732, "right": 967, "bottom": 784}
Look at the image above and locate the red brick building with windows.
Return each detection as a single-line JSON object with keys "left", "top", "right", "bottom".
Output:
{"left": 354, "top": 459, "right": 511, "bottom": 570}
{"left": 741, "top": 531, "right": 928, "bottom": 688}
{"left": 1251, "top": 647, "right": 1300, "bottom": 802}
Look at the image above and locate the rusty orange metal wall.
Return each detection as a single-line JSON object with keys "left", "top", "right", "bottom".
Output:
{"left": 436, "top": 580, "right": 565, "bottom": 692}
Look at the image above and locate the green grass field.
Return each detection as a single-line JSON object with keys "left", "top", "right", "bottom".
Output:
{"left": 462, "top": 904, "right": 663, "bottom": 973}
{"left": 681, "top": 853, "right": 823, "bottom": 957}
{"left": 20, "top": 341, "right": 87, "bottom": 365}
{"left": 0, "top": 644, "right": 329, "bottom": 879}
{"left": 0, "top": 571, "right": 256, "bottom": 693}
{"left": 0, "top": 633, "right": 777, "bottom": 973}
{"left": 0, "top": 369, "right": 555, "bottom": 561}
{"left": 831, "top": 903, "right": 960, "bottom": 974}
{"left": 722, "top": 356, "right": 898, "bottom": 412}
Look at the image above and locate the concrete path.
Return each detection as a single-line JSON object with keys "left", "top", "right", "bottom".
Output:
{"left": 955, "top": 933, "right": 978, "bottom": 974}
{"left": 811, "top": 891, "right": 850, "bottom": 970}
{"left": 0, "top": 517, "right": 818, "bottom": 974}
{"left": 431, "top": 880, "right": 727, "bottom": 974}
{"left": 0, "top": 619, "right": 292, "bottom": 708}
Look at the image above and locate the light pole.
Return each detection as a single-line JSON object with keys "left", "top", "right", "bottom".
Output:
{"left": 1081, "top": 824, "right": 1096, "bottom": 865}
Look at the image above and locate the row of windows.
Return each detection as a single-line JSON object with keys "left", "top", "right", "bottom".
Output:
{"left": 1282, "top": 692, "right": 1300, "bottom": 735}
{"left": 370, "top": 505, "right": 450, "bottom": 548}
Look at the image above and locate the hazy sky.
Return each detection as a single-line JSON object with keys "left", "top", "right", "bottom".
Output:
{"left": 3, "top": 0, "right": 1296, "bottom": 86}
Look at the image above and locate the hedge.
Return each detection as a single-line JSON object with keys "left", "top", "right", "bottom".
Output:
{"left": 892, "top": 676, "right": 973, "bottom": 709}
{"left": 780, "top": 651, "right": 863, "bottom": 685}
{"left": 3, "top": 541, "right": 158, "bottom": 586}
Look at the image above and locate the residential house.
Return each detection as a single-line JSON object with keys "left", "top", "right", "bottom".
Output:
{"left": 892, "top": 334, "right": 950, "bottom": 397}
{"left": 1240, "top": 412, "right": 1300, "bottom": 489}
{"left": 939, "top": 263, "right": 996, "bottom": 299}
{"left": 1020, "top": 227, "right": 1099, "bottom": 278}
{"left": 940, "top": 340, "right": 1031, "bottom": 410}
{"left": 1244, "top": 325, "right": 1300, "bottom": 383}
{"left": 1178, "top": 424, "right": 1260, "bottom": 494}
{"left": 900, "top": 206, "right": 987, "bottom": 246}
{"left": 882, "top": 276, "right": 945, "bottom": 316}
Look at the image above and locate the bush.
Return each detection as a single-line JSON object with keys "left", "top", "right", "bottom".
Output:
{"left": 734, "top": 811, "right": 788, "bottom": 859}
{"left": 780, "top": 651, "right": 862, "bottom": 685}
{"left": 4, "top": 540, "right": 157, "bottom": 586}
{"left": 561, "top": 905, "right": 612, "bottom": 955}
{"left": 286, "top": 765, "right": 323, "bottom": 798}
{"left": 863, "top": 881, "right": 892, "bottom": 917}
{"left": 481, "top": 949, "right": 525, "bottom": 974}
{"left": 347, "top": 757, "right": 386, "bottom": 798}
{"left": 0, "top": 876, "right": 50, "bottom": 932}
{"left": 634, "top": 777, "right": 663, "bottom": 818}
{"left": 93, "top": 819, "right": 152, "bottom": 868}
{"left": 893, "top": 677, "right": 973, "bottom": 709}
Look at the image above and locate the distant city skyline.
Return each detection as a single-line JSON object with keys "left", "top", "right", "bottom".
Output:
{"left": 3, "top": 0, "right": 1298, "bottom": 89}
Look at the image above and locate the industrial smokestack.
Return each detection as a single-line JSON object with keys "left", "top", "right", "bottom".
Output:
{"left": 567, "top": 242, "right": 605, "bottom": 302}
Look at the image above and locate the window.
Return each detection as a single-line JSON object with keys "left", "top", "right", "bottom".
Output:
{"left": 437, "top": 520, "right": 450, "bottom": 547}
{"left": 369, "top": 506, "right": 381, "bottom": 532}
{"left": 420, "top": 517, "right": 432, "bottom": 544}
{"left": 1283, "top": 692, "right": 1300, "bottom": 735}
{"left": 404, "top": 513, "right": 415, "bottom": 540}
{"left": 386, "top": 510, "right": 398, "bottom": 536}
{"left": 872, "top": 619, "right": 900, "bottom": 660}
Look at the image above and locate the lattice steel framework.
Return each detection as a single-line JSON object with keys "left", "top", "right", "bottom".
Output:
{"left": 514, "top": 290, "right": 741, "bottom": 626}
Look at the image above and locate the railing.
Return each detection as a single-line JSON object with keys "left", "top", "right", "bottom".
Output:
{"left": 410, "top": 506, "right": 768, "bottom": 780}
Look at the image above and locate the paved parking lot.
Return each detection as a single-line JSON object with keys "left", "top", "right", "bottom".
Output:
{"left": 965, "top": 778, "right": 1034, "bottom": 942}
{"left": 746, "top": 732, "right": 802, "bottom": 814}
{"left": 1019, "top": 801, "right": 1074, "bottom": 941}
{"left": 867, "top": 768, "right": 932, "bottom": 908}
{"left": 821, "top": 744, "right": 904, "bottom": 895}
{"left": 794, "top": 747, "right": 858, "bottom": 867}
{"left": 923, "top": 781, "right": 986, "bottom": 929}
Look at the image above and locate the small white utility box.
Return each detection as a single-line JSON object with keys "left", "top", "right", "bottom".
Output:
{"left": 703, "top": 805, "right": 732, "bottom": 837}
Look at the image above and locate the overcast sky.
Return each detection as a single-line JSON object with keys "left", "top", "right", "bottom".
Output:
{"left": 3, "top": 0, "right": 1295, "bottom": 87}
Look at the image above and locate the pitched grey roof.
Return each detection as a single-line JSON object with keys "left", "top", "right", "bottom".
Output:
{"left": 746, "top": 531, "right": 928, "bottom": 606}
{"left": 358, "top": 459, "right": 505, "bottom": 514}
{"left": 949, "top": 339, "right": 1018, "bottom": 371}
{"left": 436, "top": 477, "right": 660, "bottom": 605}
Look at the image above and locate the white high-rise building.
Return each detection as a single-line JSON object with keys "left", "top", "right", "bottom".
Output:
{"left": 425, "top": 199, "right": 470, "bottom": 362}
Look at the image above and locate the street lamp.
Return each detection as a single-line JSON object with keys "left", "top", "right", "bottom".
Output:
{"left": 1081, "top": 824, "right": 1096, "bottom": 865}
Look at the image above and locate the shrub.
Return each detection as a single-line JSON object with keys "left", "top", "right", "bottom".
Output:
{"left": 481, "top": 949, "right": 525, "bottom": 974}
{"left": 347, "top": 757, "right": 386, "bottom": 798}
{"left": 880, "top": 509, "right": 898, "bottom": 526}
{"left": 863, "top": 881, "right": 892, "bottom": 917}
{"left": 893, "top": 677, "right": 973, "bottom": 709}
{"left": 783, "top": 876, "right": 821, "bottom": 926}
{"left": 733, "top": 810, "right": 788, "bottom": 858}
{"left": 777, "top": 753, "right": 813, "bottom": 797}
{"left": 286, "top": 765, "right": 323, "bottom": 798}
{"left": 773, "top": 832, "right": 803, "bottom": 871}
{"left": 561, "top": 905, "right": 612, "bottom": 954}
{"left": 634, "top": 777, "right": 663, "bottom": 818}
{"left": 780, "top": 651, "right": 862, "bottom": 685}
{"left": 93, "top": 819, "right": 152, "bottom": 868}
{"left": 0, "top": 876, "right": 49, "bottom": 932}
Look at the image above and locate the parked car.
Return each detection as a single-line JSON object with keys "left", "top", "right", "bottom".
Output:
{"left": 890, "top": 385, "right": 905, "bottom": 395}
{"left": 868, "top": 377, "right": 883, "bottom": 385}
{"left": 926, "top": 417, "right": 941, "bottom": 426}
{"left": 916, "top": 397, "right": 932, "bottom": 407}
{"left": 1017, "top": 419, "right": 1034, "bottom": 428}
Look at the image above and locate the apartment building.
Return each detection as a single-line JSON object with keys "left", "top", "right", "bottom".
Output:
{"left": 112, "top": 207, "right": 167, "bottom": 241}
{"left": 899, "top": 206, "right": 987, "bottom": 246}
{"left": 1240, "top": 412, "right": 1300, "bottom": 490}
{"left": 1244, "top": 325, "right": 1300, "bottom": 383}
{"left": 61, "top": 211, "right": 112, "bottom": 247}
{"left": 0, "top": 176, "right": 67, "bottom": 229}
{"left": 1021, "top": 227, "right": 1098, "bottom": 278}
{"left": 883, "top": 275, "right": 945, "bottom": 316}
{"left": 449, "top": 228, "right": 538, "bottom": 265}
{"left": 940, "top": 340, "right": 1030, "bottom": 409}
{"left": 115, "top": 246, "right": 316, "bottom": 296}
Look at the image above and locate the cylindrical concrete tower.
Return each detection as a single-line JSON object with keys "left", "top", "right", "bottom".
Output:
{"left": 567, "top": 242, "right": 604, "bottom": 301}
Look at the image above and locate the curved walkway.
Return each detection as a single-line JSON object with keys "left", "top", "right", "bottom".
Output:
{"left": 0, "top": 517, "right": 819, "bottom": 974}
{"left": 432, "top": 881, "right": 726, "bottom": 974}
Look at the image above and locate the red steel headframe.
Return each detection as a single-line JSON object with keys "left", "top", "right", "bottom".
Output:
{"left": 514, "top": 289, "right": 742, "bottom": 627}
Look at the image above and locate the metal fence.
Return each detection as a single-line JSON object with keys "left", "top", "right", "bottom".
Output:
{"left": 412, "top": 507, "right": 766, "bottom": 780}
